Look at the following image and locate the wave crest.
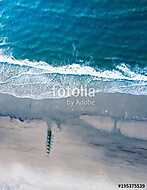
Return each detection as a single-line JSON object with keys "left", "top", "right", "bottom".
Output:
{"left": 0, "top": 53, "right": 147, "bottom": 98}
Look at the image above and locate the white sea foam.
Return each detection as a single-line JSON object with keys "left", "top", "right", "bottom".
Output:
{"left": 0, "top": 52, "right": 147, "bottom": 81}
{"left": 0, "top": 52, "right": 147, "bottom": 98}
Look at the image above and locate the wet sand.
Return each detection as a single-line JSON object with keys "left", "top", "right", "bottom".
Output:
{"left": 0, "top": 92, "right": 147, "bottom": 120}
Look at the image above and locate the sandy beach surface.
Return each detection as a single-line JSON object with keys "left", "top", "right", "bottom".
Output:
{"left": 0, "top": 115, "right": 147, "bottom": 190}
{"left": 0, "top": 93, "right": 147, "bottom": 189}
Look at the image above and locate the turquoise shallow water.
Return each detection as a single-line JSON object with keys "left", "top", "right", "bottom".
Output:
{"left": 0, "top": 0, "right": 147, "bottom": 98}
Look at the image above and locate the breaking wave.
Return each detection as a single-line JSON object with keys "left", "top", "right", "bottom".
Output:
{"left": 0, "top": 52, "right": 147, "bottom": 99}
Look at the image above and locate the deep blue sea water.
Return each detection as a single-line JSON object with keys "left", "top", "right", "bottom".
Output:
{"left": 0, "top": 0, "right": 147, "bottom": 98}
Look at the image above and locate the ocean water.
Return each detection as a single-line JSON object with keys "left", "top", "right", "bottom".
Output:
{"left": 0, "top": 0, "right": 147, "bottom": 98}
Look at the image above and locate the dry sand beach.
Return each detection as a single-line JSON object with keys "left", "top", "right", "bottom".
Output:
{"left": 0, "top": 92, "right": 147, "bottom": 189}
